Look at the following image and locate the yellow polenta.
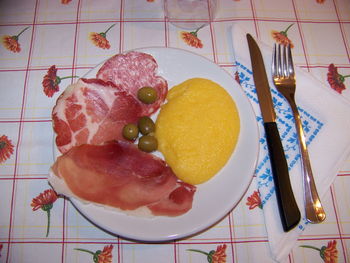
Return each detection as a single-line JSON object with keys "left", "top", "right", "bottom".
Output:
{"left": 155, "top": 78, "right": 240, "bottom": 185}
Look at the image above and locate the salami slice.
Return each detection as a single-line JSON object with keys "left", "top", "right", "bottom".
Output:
{"left": 96, "top": 51, "right": 168, "bottom": 116}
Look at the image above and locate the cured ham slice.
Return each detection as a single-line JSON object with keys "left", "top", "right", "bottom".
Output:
{"left": 49, "top": 141, "right": 196, "bottom": 217}
{"left": 96, "top": 51, "right": 168, "bottom": 116}
{"left": 148, "top": 182, "right": 196, "bottom": 216}
{"left": 52, "top": 78, "right": 143, "bottom": 154}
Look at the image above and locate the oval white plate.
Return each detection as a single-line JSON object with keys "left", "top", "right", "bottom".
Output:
{"left": 53, "top": 47, "right": 259, "bottom": 241}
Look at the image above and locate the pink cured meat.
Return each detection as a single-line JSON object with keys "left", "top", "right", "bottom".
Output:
{"left": 148, "top": 181, "right": 196, "bottom": 216}
{"left": 52, "top": 78, "right": 143, "bottom": 154}
{"left": 50, "top": 141, "right": 196, "bottom": 216}
{"left": 96, "top": 51, "right": 168, "bottom": 116}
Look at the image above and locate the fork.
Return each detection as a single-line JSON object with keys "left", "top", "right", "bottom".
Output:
{"left": 272, "top": 44, "right": 326, "bottom": 224}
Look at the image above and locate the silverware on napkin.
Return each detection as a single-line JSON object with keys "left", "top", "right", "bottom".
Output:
{"left": 246, "top": 34, "right": 301, "bottom": 232}
{"left": 272, "top": 43, "right": 326, "bottom": 224}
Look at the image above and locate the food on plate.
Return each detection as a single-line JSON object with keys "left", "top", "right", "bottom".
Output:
{"left": 137, "top": 86, "right": 158, "bottom": 104}
{"left": 122, "top": 123, "right": 139, "bottom": 140}
{"left": 96, "top": 51, "right": 167, "bottom": 116}
{"left": 138, "top": 116, "right": 155, "bottom": 135}
{"left": 147, "top": 181, "right": 196, "bottom": 216}
{"left": 50, "top": 51, "right": 220, "bottom": 219}
{"left": 52, "top": 78, "right": 143, "bottom": 154}
{"left": 155, "top": 78, "right": 240, "bottom": 185}
{"left": 138, "top": 134, "right": 158, "bottom": 152}
{"left": 52, "top": 51, "right": 167, "bottom": 154}
{"left": 122, "top": 116, "right": 157, "bottom": 151}
{"left": 49, "top": 140, "right": 196, "bottom": 217}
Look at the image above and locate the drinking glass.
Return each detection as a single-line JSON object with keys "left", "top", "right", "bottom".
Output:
{"left": 164, "top": 0, "right": 218, "bottom": 30}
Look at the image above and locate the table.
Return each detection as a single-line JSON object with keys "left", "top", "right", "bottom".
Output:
{"left": 1, "top": 0, "right": 349, "bottom": 262}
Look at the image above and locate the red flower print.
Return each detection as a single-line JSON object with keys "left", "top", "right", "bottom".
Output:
{"left": 1, "top": 27, "right": 29, "bottom": 53}
{"left": 89, "top": 24, "right": 116, "bottom": 50}
{"left": 211, "top": 244, "right": 227, "bottom": 263}
{"left": 234, "top": 71, "right": 240, "bottom": 84}
{"left": 42, "top": 65, "right": 79, "bottom": 97}
{"left": 322, "top": 240, "right": 338, "bottom": 263}
{"left": 327, "top": 63, "right": 349, "bottom": 94}
{"left": 246, "top": 190, "right": 262, "bottom": 210}
{"left": 31, "top": 189, "right": 58, "bottom": 211}
{"left": 2, "top": 36, "right": 20, "bottom": 53}
{"left": 271, "top": 23, "right": 294, "bottom": 48}
{"left": 75, "top": 245, "right": 113, "bottom": 263}
{"left": 0, "top": 135, "right": 14, "bottom": 163}
{"left": 89, "top": 33, "right": 110, "bottom": 49}
{"left": 180, "top": 26, "right": 204, "bottom": 48}
{"left": 42, "top": 65, "right": 59, "bottom": 97}
{"left": 147, "top": 0, "right": 155, "bottom": 2}
{"left": 316, "top": 0, "right": 325, "bottom": 3}
{"left": 97, "top": 245, "right": 113, "bottom": 263}
{"left": 61, "top": 0, "right": 72, "bottom": 4}
{"left": 31, "top": 189, "right": 59, "bottom": 237}
{"left": 188, "top": 244, "right": 227, "bottom": 263}
{"left": 300, "top": 240, "right": 338, "bottom": 263}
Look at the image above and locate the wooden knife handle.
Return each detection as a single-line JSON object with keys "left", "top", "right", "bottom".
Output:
{"left": 264, "top": 122, "right": 301, "bottom": 232}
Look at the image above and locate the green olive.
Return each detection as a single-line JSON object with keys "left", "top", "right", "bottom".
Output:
{"left": 137, "top": 86, "right": 158, "bottom": 104}
{"left": 138, "top": 116, "right": 155, "bottom": 135}
{"left": 138, "top": 135, "right": 158, "bottom": 152}
{"left": 122, "top": 123, "right": 139, "bottom": 140}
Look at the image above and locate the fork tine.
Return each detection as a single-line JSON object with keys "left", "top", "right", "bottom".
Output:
{"left": 277, "top": 44, "right": 282, "bottom": 77}
{"left": 272, "top": 44, "right": 277, "bottom": 77}
{"left": 287, "top": 44, "right": 295, "bottom": 78}
{"left": 282, "top": 44, "right": 288, "bottom": 78}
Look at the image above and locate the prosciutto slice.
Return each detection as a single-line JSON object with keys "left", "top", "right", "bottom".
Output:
{"left": 96, "top": 51, "right": 168, "bottom": 116}
{"left": 148, "top": 182, "right": 196, "bottom": 216}
{"left": 49, "top": 141, "right": 196, "bottom": 217}
{"left": 52, "top": 78, "right": 143, "bottom": 154}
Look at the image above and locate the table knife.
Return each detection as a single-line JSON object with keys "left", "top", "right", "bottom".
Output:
{"left": 246, "top": 34, "right": 301, "bottom": 232}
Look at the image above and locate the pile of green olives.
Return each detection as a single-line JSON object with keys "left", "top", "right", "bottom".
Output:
{"left": 122, "top": 116, "right": 158, "bottom": 152}
{"left": 137, "top": 86, "right": 158, "bottom": 104}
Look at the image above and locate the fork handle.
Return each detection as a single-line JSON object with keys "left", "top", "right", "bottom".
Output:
{"left": 264, "top": 122, "right": 301, "bottom": 231}
{"left": 288, "top": 99, "right": 326, "bottom": 223}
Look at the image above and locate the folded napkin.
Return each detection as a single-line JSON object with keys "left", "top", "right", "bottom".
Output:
{"left": 229, "top": 24, "right": 350, "bottom": 262}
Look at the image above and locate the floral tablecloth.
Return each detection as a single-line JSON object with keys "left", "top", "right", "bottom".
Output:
{"left": 1, "top": 0, "right": 349, "bottom": 262}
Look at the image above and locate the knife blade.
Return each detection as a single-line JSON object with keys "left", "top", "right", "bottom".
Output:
{"left": 246, "top": 34, "right": 301, "bottom": 232}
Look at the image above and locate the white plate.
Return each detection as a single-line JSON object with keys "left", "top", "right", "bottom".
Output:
{"left": 53, "top": 47, "right": 259, "bottom": 241}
